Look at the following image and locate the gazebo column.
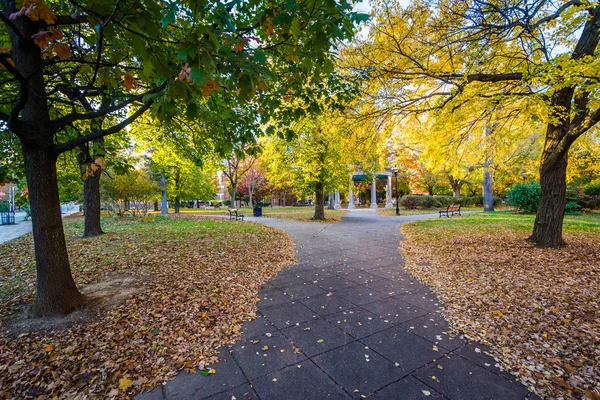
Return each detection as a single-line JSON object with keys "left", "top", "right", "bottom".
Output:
{"left": 370, "top": 176, "right": 378, "bottom": 209}
{"left": 385, "top": 176, "right": 393, "bottom": 208}
{"left": 348, "top": 179, "right": 355, "bottom": 209}
{"left": 334, "top": 190, "right": 341, "bottom": 209}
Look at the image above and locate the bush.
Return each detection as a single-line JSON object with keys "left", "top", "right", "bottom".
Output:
{"left": 433, "top": 195, "right": 454, "bottom": 207}
{"left": 564, "top": 201, "right": 582, "bottom": 214}
{"left": 584, "top": 180, "right": 600, "bottom": 196}
{"left": 420, "top": 195, "right": 435, "bottom": 209}
{"left": 223, "top": 199, "right": 231, "bottom": 206}
{"left": 567, "top": 195, "right": 600, "bottom": 210}
{"left": 507, "top": 182, "right": 541, "bottom": 213}
{"left": 399, "top": 195, "right": 421, "bottom": 209}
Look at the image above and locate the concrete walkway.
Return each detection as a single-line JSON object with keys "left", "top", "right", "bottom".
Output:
{"left": 0, "top": 209, "right": 80, "bottom": 244}
{"left": 139, "top": 209, "right": 536, "bottom": 400}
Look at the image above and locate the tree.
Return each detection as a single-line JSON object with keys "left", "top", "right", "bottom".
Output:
{"left": 262, "top": 113, "right": 356, "bottom": 220}
{"left": 345, "top": 0, "right": 600, "bottom": 247}
{"left": 1, "top": 0, "right": 364, "bottom": 315}
{"left": 222, "top": 149, "right": 256, "bottom": 209}
{"left": 238, "top": 161, "right": 268, "bottom": 208}
{"left": 103, "top": 169, "right": 159, "bottom": 216}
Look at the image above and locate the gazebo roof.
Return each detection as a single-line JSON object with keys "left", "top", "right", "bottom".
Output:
{"left": 351, "top": 170, "right": 391, "bottom": 181}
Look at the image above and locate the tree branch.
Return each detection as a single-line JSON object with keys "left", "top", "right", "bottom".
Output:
{"left": 0, "top": 9, "right": 25, "bottom": 40}
{"left": 51, "top": 82, "right": 167, "bottom": 131}
{"left": 53, "top": 98, "right": 154, "bottom": 154}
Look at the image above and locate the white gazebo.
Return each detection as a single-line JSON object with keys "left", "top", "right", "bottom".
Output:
{"left": 348, "top": 169, "right": 393, "bottom": 209}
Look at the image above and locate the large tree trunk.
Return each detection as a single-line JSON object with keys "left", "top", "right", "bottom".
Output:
{"left": 77, "top": 140, "right": 104, "bottom": 237}
{"left": 529, "top": 89, "right": 573, "bottom": 247}
{"left": 483, "top": 125, "right": 494, "bottom": 212}
{"left": 9, "top": 15, "right": 82, "bottom": 316}
{"left": 231, "top": 183, "right": 236, "bottom": 208}
{"left": 160, "top": 171, "right": 168, "bottom": 214}
{"left": 174, "top": 196, "right": 180, "bottom": 214}
{"left": 529, "top": 10, "right": 600, "bottom": 247}
{"left": 313, "top": 181, "right": 325, "bottom": 220}
{"left": 154, "top": 201, "right": 159, "bottom": 212}
{"left": 482, "top": 169, "right": 494, "bottom": 212}
{"left": 25, "top": 148, "right": 84, "bottom": 316}
{"left": 82, "top": 168, "right": 103, "bottom": 235}
{"left": 448, "top": 174, "right": 462, "bottom": 198}
{"left": 529, "top": 151, "right": 568, "bottom": 247}
{"left": 248, "top": 173, "right": 254, "bottom": 208}
{"left": 451, "top": 185, "right": 461, "bottom": 198}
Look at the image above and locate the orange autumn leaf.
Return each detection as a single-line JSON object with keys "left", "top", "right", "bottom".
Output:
{"left": 200, "top": 78, "right": 219, "bottom": 96}
{"left": 123, "top": 74, "right": 137, "bottom": 92}
{"left": 54, "top": 43, "right": 71, "bottom": 60}
{"left": 31, "top": 31, "right": 53, "bottom": 49}
{"left": 234, "top": 38, "right": 249, "bottom": 53}
{"left": 10, "top": 0, "right": 55, "bottom": 24}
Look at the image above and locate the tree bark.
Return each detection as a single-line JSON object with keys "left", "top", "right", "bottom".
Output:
{"left": 529, "top": 150, "right": 568, "bottom": 247}
{"left": 154, "top": 200, "right": 159, "bottom": 212}
{"left": 313, "top": 181, "right": 326, "bottom": 220}
{"left": 528, "top": 89, "right": 573, "bottom": 247}
{"left": 25, "top": 148, "right": 84, "bottom": 316}
{"left": 448, "top": 175, "right": 463, "bottom": 198}
{"left": 483, "top": 125, "right": 494, "bottom": 212}
{"left": 528, "top": 8, "right": 600, "bottom": 247}
{"left": 160, "top": 171, "right": 168, "bottom": 214}
{"left": 82, "top": 168, "right": 103, "bottom": 235}
{"left": 7, "top": 13, "right": 83, "bottom": 316}
{"left": 231, "top": 183, "right": 236, "bottom": 208}
{"left": 77, "top": 140, "right": 105, "bottom": 237}
{"left": 174, "top": 196, "right": 180, "bottom": 213}
{"left": 248, "top": 172, "right": 254, "bottom": 208}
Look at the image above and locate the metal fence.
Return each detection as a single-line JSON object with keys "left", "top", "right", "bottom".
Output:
{"left": 0, "top": 201, "right": 15, "bottom": 225}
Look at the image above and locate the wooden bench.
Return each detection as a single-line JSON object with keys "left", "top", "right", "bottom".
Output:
{"left": 439, "top": 204, "right": 461, "bottom": 218}
{"left": 228, "top": 208, "right": 244, "bottom": 221}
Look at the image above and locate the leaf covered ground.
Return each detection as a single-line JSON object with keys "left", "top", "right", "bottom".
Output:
{"left": 0, "top": 216, "right": 294, "bottom": 398}
{"left": 401, "top": 212, "right": 600, "bottom": 399}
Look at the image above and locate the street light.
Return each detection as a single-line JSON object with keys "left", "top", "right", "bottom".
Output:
{"left": 393, "top": 166, "right": 400, "bottom": 215}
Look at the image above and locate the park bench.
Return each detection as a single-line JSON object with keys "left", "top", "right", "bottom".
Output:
{"left": 439, "top": 204, "right": 461, "bottom": 218}
{"left": 228, "top": 208, "right": 244, "bottom": 221}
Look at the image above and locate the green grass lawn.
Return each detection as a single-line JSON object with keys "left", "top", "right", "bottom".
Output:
{"left": 377, "top": 206, "right": 483, "bottom": 216}
{"left": 152, "top": 206, "right": 347, "bottom": 222}
{"left": 406, "top": 209, "right": 600, "bottom": 235}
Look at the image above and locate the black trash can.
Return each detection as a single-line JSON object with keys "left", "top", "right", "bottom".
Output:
{"left": 253, "top": 206, "right": 262, "bottom": 217}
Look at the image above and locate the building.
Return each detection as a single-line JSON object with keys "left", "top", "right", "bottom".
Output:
{"left": 215, "top": 171, "right": 229, "bottom": 202}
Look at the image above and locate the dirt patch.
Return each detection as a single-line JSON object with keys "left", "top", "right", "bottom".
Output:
{"left": 5, "top": 276, "right": 144, "bottom": 336}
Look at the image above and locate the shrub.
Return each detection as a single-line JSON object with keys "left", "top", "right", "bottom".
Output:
{"left": 433, "top": 195, "right": 454, "bottom": 207}
{"left": 399, "top": 195, "right": 421, "bottom": 209}
{"left": 223, "top": 199, "right": 232, "bottom": 206}
{"left": 507, "top": 182, "right": 541, "bottom": 213}
{"left": 564, "top": 201, "right": 582, "bottom": 214}
{"left": 584, "top": 180, "right": 600, "bottom": 196}
{"left": 420, "top": 195, "right": 435, "bottom": 209}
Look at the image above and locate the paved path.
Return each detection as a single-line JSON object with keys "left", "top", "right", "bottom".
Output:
{"left": 0, "top": 209, "right": 80, "bottom": 244}
{"left": 139, "top": 209, "right": 536, "bottom": 400}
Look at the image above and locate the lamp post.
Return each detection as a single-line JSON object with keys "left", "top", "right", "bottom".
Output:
{"left": 393, "top": 166, "right": 400, "bottom": 215}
